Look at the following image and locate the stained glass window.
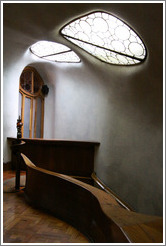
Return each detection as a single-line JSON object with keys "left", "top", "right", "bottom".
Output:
{"left": 61, "top": 11, "right": 147, "bottom": 65}
{"left": 20, "top": 70, "right": 32, "bottom": 93}
{"left": 30, "top": 41, "right": 80, "bottom": 63}
{"left": 20, "top": 69, "right": 42, "bottom": 94}
{"left": 19, "top": 67, "right": 44, "bottom": 138}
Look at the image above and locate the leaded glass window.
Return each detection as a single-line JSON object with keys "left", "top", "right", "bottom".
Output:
{"left": 20, "top": 68, "right": 43, "bottom": 95}
{"left": 61, "top": 11, "right": 147, "bottom": 65}
{"left": 30, "top": 41, "right": 80, "bottom": 63}
{"left": 19, "top": 67, "right": 44, "bottom": 138}
{"left": 20, "top": 70, "right": 32, "bottom": 93}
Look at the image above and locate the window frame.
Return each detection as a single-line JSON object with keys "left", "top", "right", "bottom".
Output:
{"left": 19, "top": 66, "right": 44, "bottom": 138}
{"left": 29, "top": 41, "right": 81, "bottom": 63}
{"left": 60, "top": 10, "right": 147, "bottom": 66}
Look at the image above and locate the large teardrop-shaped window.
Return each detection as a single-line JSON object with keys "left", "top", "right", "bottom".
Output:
{"left": 61, "top": 11, "right": 147, "bottom": 65}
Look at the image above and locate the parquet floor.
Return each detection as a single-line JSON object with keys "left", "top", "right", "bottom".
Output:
{"left": 3, "top": 170, "right": 26, "bottom": 181}
{"left": 3, "top": 171, "right": 90, "bottom": 243}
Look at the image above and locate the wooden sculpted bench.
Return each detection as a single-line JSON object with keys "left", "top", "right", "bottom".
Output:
{"left": 21, "top": 153, "right": 163, "bottom": 243}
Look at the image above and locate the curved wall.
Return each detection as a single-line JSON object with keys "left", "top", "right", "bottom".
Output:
{"left": 3, "top": 3, "right": 163, "bottom": 216}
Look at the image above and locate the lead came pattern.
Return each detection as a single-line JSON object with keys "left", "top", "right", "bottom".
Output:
{"left": 61, "top": 11, "right": 146, "bottom": 65}
{"left": 20, "top": 71, "right": 32, "bottom": 92}
{"left": 30, "top": 41, "right": 80, "bottom": 63}
{"left": 31, "top": 41, "right": 70, "bottom": 57}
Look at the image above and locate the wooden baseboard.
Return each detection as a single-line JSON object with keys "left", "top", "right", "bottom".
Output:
{"left": 3, "top": 162, "right": 13, "bottom": 171}
{"left": 91, "top": 172, "right": 133, "bottom": 211}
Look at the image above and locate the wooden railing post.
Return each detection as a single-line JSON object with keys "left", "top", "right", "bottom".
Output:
{"left": 8, "top": 116, "right": 25, "bottom": 191}
{"left": 15, "top": 150, "right": 21, "bottom": 190}
{"left": 15, "top": 116, "right": 24, "bottom": 190}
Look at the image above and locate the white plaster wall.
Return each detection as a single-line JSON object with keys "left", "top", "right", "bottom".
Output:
{"left": 3, "top": 28, "right": 51, "bottom": 162}
{"left": 3, "top": 28, "right": 30, "bottom": 162}
{"left": 41, "top": 57, "right": 162, "bottom": 216}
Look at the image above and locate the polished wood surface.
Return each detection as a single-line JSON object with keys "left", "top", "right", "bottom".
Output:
{"left": 10, "top": 140, "right": 26, "bottom": 190}
{"left": 92, "top": 172, "right": 133, "bottom": 211}
{"left": 21, "top": 154, "right": 163, "bottom": 243}
{"left": 8, "top": 137, "right": 100, "bottom": 177}
{"left": 3, "top": 172, "right": 89, "bottom": 243}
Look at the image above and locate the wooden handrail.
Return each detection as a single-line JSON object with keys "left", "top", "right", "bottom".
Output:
{"left": 11, "top": 140, "right": 26, "bottom": 148}
{"left": 8, "top": 137, "right": 100, "bottom": 146}
{"left": 21, "top": 154, "right": 163, "bottom": 243}
{"left": 91, "top": 172, "right": 133, "bottom": 211}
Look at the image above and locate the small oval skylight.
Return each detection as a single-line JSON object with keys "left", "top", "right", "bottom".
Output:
{"left": 61, "top": 11, "right": 147, "bottom": 65}
{"left": 30, "top": 41, "right": 80, "bottom": 63}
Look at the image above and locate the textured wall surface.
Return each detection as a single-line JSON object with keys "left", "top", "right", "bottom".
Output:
{"left": 3, "top": 3, "right": 163, "bottom": 216}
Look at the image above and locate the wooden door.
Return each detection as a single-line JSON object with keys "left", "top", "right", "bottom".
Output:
{"left": 18, "top": 66, "right": 44, "bottom": 138}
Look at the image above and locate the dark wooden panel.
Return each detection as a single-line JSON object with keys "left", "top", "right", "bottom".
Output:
{"left": 23, "top": 156, "right": 128, "bottom": 243}
{"left": 3, "top": 174, "right": 89, "bottom": 243}
{"left": 21, "top": 154, "right": 163, "bottom": 243}
{"left": 3, "top": 162, "right": 12, "bottom": 171}
{"left": 8, "top": 138, "right": 100, "bottom": 176}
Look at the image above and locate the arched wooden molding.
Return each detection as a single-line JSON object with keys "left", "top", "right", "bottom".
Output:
{"left": 91, "top": 172, "right": 133, "bottom": 211}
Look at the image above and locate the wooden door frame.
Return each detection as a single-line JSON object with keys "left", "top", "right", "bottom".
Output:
{"left": 19, "top": 66, "right": 44, "bottom": 138}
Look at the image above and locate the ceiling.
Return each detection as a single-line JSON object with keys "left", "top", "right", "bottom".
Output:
{"left": 3, "top": 2, "right": 163, "bottom": 71}
{"left": 4, "top": 3, "right": 163, "bottom": 51}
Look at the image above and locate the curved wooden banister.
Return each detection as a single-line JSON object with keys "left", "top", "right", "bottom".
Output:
{"left": 21, "top": 153, "right": 163, "bottom": 243}
{"left": 91, "top": 172, "right": 133, "bottom": 211}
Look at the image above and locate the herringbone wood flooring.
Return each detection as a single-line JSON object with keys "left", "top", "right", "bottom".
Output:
{"left": 3, "top": 171, "right": 89, "bottom": 243}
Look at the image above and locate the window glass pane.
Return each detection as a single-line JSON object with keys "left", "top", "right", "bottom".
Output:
{"left": 32, "top": 99, "right": 36, "bottom": 138}
{"left": 36, "top": 97, "right": 42, "bottom": 138}
{"left": 18, "top": 92, "right": 22, "bottom": 118}
{"left": 23, "top": 97, "right": 31, "bottom": 138}
{"left": 20, "top": 70, "right": 32, "bottom": 92}
{"left": 34, "top": 73, "right": 41, "bottom": 93}
{"left": 30, "top": 41, "right": 80, "bottom": 63}
{"left": 31, "top": 41, "right": 70, "bottom": 57}
{"left": 61, "top": 11, "right": 147, "bottom": 65}
{"left": 43, "top": 51, "right": 80, "bottom": 62}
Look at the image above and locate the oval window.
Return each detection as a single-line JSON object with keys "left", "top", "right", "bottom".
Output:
{"left": 61, "top": 11, "right": 147, "bottom": 65}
